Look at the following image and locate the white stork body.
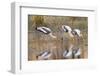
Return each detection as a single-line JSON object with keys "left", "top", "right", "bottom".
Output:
{"left": 75, "top": 48, "right": 81, "bottom": 56}
{"left": 72, "top": 29, "right": 84, "bottom": 42}
{"left": 62, "top": 25, "right": 74, "bottom": 37}
{"left": 73, "top": 29, "right": 82, "bottom": 37}
{"left": 36, "top": 26, "right": 56, "bottom": 38}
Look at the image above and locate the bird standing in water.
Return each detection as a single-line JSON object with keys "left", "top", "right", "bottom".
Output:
{"left": 62, "top": 25, "right": 83, "bottom": 42}
{"left": 62, "top": 25, "right": 74, "bottom": 42}
{"left": 36, "top": 26, "right": 56, "bottom": 38}
{"left": 72, "top": 29, "right": 84, "bottom": 43}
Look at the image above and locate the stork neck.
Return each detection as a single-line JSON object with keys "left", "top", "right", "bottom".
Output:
{"left": 49, "top": 33, "right": 56, "bottom": 38}
{"left": 69, "top": 31, "right": 74, "bottom": 37}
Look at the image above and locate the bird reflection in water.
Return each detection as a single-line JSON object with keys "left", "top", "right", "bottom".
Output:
{"left": 28, "top": 26, "right": 87, "bottom": 60}
{"left": 62, "top": 44, "right": 82, "bottom": 59}
{"left": 34, "top": 44, "right": 82, "bottom": 60}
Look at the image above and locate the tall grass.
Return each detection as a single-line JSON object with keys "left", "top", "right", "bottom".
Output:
{"left": 28, "top": 15, "right": 88, "bottom": 60}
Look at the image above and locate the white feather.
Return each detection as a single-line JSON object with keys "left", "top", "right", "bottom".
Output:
{"left": 41, "top": 51, "right": 49, "bottom": 57}
{"left": 74, "top": 29, "right": 82, "bottom": 36}
{"left": 37, "top": 27, "right": 47, "bottom": 33}
{"left": 42, "top": 27, "right": 51, "bottom": 32}
{"left": 62, "top": 25, "right": 74, "bottom": 37}
{"left": 38, "top": 51, "right": 52, "bottom": 60}
{"left": 43, "top": 53, "right": 52, "bottom": 59}
{"left": 63, "top": 45, "right": 73, "bottom": 58}
{"left": 75, "top": 48, "right": 81, "bottom": 56}
{"left": 62, "top": 25, "right": 72, "bottom": 31}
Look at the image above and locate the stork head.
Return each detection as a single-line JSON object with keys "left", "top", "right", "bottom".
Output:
{"left": 62, "top": 25, "right": 72, "bottom": 33}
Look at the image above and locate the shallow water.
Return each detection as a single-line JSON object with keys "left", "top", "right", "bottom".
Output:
{"left": 28, "top": 32, "right": 88, "bottom": 61}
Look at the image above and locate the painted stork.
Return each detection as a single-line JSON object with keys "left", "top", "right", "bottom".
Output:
{"left": 36, "top": 26, "right": 56, "bottom": 38}
{"left": 72, "top": 29, "right": 83, "bottom": 42}
{"left": 62, "top": 25, "right": 83, "bottom": 42}
{"left": 73, "top": 29, "right": 82, "bottom": 37}
{"left": 36, "top": 51, "right": 52, "bottom": 60}
{"left": 62, "top": 25, "right": 74, "bottom": 37}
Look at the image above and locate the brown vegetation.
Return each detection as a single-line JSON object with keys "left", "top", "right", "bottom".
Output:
{"left": 28, "top": 15, "right": 88, "bottom": 61}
